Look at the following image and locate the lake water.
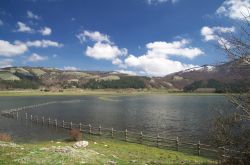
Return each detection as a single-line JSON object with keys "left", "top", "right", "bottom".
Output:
{"left": 0, "top": 95, "right": 233, "bottom": 143}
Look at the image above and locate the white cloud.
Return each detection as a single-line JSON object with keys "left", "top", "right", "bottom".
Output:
{"left": 27, "top": 10, "right": 40, "bottom": 20}
{"left": 201, "top": 26, "right": 235, "bottom": 41}
{"left": 77, "top": 30, "right": 111, "bottom": 44}
{"left": 63, "top": 66, "right": 78, "bottom": 71}
{"left": 0, "top": 19, "right": 3, "bottom": 26}
{"left": 27, "top": 53, "right": 48, "bottom": 62}
{"left": 86, "top": 42, "right": 127, "bottom": 60}
{"left": 18, "top": 40, "right": 63, "bottom": 48}
{"left": 16, "top": 21, "right": 34, "bottom": 33}
{"left": 39, "top": 27, "right": 52, "bottom": 36}
{"left": 201, "top": 26, "right": 235, "bottom": 48}
{"left": 124, "top": 55, "right": 197, "bottom": 77}
{"left": 116, "top": 69, "right": 137, "bottom": 75}
{"left": 0, "top": 40, "right": 28, "bottom": 57}
{"left": 79, "top": 30, "right": 201, "bottom": 76}
{"left": 121, "top": 39, "right": 202, "bottom": 76}
{"left": 147, "top": 0, "right": 178, "bottom": 4}
{"left": 216, "top": 0, "right": 250, "bottom": 20}
{"left": 146, "top": 39, "right": 204, "bottom": 59}
{"left": 0, "top": 59, "right": 13, "bottom": 68}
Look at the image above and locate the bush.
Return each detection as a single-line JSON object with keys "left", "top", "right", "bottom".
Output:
{"left": 0, "top": 133, "right": 12, "bottom": 142}
{"left": 69, "top": 129, "right": 82, "bottom": 141}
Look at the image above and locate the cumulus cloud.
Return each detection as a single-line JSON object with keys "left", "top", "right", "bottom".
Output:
{"left": 27, "top": 10, "right": 40, "bottom": 20}
{"left": 124, "top": 55, "right": 197, "bottom": 77}
{"left": 116, "top": 69, "right": 137, "bottom": 75}
{"left": 16, "top": 21, "right": 34, "bottom": 33}
{"left": 78, "top": 30, "right": 128, "bottom": 60}
{"left": 63, "top": 66, "right": 78, "bottom": 71}
{"left": 146, "top": 39, "right": 204, "bottom": 59}
{"left": 19, "top": 40, "right": 63, "bottom": 48}
{"left": 86, "top": 42, "right": 127, "bottom": 60}
{"left": 0, "top": 59, "right": 13, "bottom": 68}
{"left": 201, "top": 26, "right": 235, "bottom": 48}
{"left": 0, "top": 40, "right": 28, "bottom": 57}
{"left": 27, "top": 53, "right": 48, "bottom": 62}
{"left": 119, "top": 39, "right": 203, "bottom": 76}
{"left": 77, "top": 30, "right": 111, "bottom": 44}
{"left": 216, "top": 0, "right": 250, "bottom": 20}
{"left": 39, "top": 27, "right": 52, "bottom": 36}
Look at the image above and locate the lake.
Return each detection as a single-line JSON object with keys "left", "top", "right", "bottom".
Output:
{"left": 0, "top": 95, "right": 233, "bottom": 143}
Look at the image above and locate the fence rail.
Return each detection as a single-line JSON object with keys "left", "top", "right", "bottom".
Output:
{"left": 0, "top": 105, "right": 244, "bottom": 161}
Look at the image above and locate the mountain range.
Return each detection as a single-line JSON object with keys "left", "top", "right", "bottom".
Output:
{"left": 0, "top": 58, "right": 249, "bottom": 93}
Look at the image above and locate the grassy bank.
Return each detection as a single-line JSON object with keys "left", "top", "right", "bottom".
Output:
{"left": 0, "top": 89, "right": 225, "bottom": 97}
{"left": 0, "top": 137, "right": 216, "bottom": 165}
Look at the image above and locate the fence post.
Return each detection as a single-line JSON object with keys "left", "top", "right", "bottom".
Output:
{"left": 111, "top": 128, "right": 114, "bottom": 138}
{"left": 48, "top": 117, "right": 51, "bottom": 126}
{"left": 176, "top": 136, "right": 179, "bottom": 151}
{"left": 25, "top": 113, "right": 28, "bottom": 120}
{"left": 79, "top": 123, "right": 82, "bottom": 131}
{"left": 62, "top": 120, "right": 65, "bottom": 128}
{"left": 125, "top": 129, "right": 128, "bottom": 141}
{"left": 197, "top": 141, "right": 201, "bottom": 156}
{"left": 89, "top": 124, "right": 92, "bottom": 134}
{"left": 157, "top": 134, "right": 160, "bottom": 147}
{"left": 55, "top": 119, "right": 57, "bottom": 128}
{"left": 30, "top": 114, "right": 33, "bottom": 121}
{"left": 42, "top": 116, "right": 45, "bottom": 125}
{"left": 99, "top": 125, "right": 102, "bottom": 135}
{"left": 16, "top": 112, "right": 18, "bottom": 119}
{"left": 70, "top": 122, "right": 73, "bottom": 129}
{"left": 140, "top": 131, "right": 143, "bottom": 144}
{"left": 36, "top": 116, "right": 38, "bottom": 124}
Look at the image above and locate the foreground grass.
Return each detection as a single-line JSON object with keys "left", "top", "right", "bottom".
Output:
{"left": 0, "top": 137, "right": 216, "bottom": 165}
{"left": 0, "top": 89, "right": 224, "bottom": 97}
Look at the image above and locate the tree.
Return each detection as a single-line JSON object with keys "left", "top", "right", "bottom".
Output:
{"left": 211, "top": 13, "right": 250, "bottom": 164}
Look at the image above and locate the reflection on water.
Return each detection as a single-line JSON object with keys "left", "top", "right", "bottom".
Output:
{"left": 0, "top": 95, "right": 233, "bottom": 142}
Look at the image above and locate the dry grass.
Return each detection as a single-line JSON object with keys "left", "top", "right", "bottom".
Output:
{"left": 0, "top": 133, "right": 12, "bottom": 142}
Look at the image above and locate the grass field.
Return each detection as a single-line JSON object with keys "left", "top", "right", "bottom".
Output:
{"left": 0, "top": 136, "right": 217, "bottom": 165}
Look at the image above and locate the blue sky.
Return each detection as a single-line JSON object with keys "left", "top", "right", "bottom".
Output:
{"left": 0, "top": 0, "right": 249, "bottom": 76}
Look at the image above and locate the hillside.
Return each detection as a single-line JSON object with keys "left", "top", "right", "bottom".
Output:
{"left": 0, "top": 58, "right": 249, "bottom": 92}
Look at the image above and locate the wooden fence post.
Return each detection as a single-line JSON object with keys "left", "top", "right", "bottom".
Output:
{"left": 62, "top": 120, "right": 65, "bottom": 128}
{"left": 42, "top": 116, "right": 45, "bottom": 125}
{"left": 89, "top": 124, "right": 92, "bottom": 134}
{"left": 197, "top": 141, "right": 201, "bottom": 156}
{"left": 16, "top": 112, "right": 18, "bottom": 119}
{"left": 99, "top": 125, "right": 102, "bottom": 135}
{"left": 25, "top": 113, "right": 28, "bottom": 120}
{"left": 111, "top": 128, "right": 114, "bottom": 138}
{"left": 79, "top": 123, "right": 82, "bottom": 131}
{"left": 70, "top": 122, "right": 73, "bottom": 129}
{"left": 30, "top": 114, "right": 33, "bottom": 121}
{"left": 55, "top": 119, "right": 57, "bottom": 128}
{"left": 157, "top": 134, "right": 160, "bottom": 147}
{"left": 48, "top": 117, "right": 51, "bottom": 126}
{"left": 140, "top": 131, "right": 143, "bottom": 144}
{"left": 176, "top": 136, "right": 179, "bottom": 151}
{"left": 125, "top": 129, "right": 128, "bottom": 141}
{"left": 36, "top": 116, "right": 38, "bottom": 124}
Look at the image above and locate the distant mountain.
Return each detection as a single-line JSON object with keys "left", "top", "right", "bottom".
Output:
{"left": 0, "top": 58, "right": 249, "bottom": 92}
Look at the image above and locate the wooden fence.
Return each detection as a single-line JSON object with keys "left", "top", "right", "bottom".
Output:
{"left": 0, "top": 105, "right": 244, "bottom": 162}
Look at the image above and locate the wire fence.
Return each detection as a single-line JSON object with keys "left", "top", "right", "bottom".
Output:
{"left": 0, "top": 103, "right": 245, "bottom": 162}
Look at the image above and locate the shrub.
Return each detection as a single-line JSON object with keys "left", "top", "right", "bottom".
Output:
{"left": 0, "top": 133, "right": 12, "bottom": 142}
{"left": 69, "top": 129, "right": 82, "bottom": 141}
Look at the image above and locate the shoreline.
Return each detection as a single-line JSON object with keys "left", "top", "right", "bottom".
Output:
{"left": 0, "top": 89, "right": 226, "bottom": 97}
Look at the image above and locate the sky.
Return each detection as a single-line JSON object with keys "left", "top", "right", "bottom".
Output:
{"left": 0, "top": 0, "right": 249, "bottom": 76}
